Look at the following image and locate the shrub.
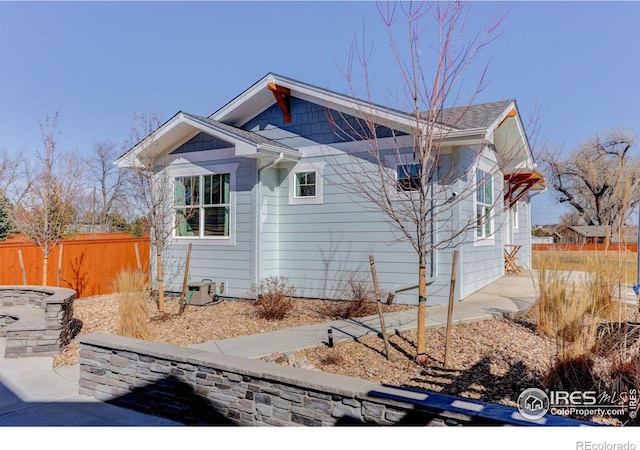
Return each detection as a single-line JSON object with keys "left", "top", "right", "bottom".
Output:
{"left": 323, "top": 274, "right": 378, "bottom": 319}
{"left": 319, "top": 349, "right": 345, "bottom": 366}
{"left": 251, "top": 276, "right": 296, "bottom": 321}
{"left": 112, "top": 269, "right": 153, "bottom": 340}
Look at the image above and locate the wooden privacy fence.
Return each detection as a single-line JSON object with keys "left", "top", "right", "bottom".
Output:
{"left": 533, "top": 243, "right": 638, "bottom": 252}
{"left": 0, "top": 233, "right": 150, "bottom": 298}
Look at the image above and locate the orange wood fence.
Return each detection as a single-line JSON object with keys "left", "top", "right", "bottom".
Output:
{"left": 0, "top": 233, "right": 150, "bottom": 298}
{"left": 533, "top": 243, "right": 638, "bottom": 252}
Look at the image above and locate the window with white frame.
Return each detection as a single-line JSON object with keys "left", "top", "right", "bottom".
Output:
{"left": 288, "top": 162, "right": 324, "bottom": 205}
{"left": 476, "top": 169, "right": 493, "bottom": 239}
{"left": 396, "top": 163, "right": 421, "bottom": 191}
{"left": 512, "top": 202, "right": 519, "bottom": 231}
{"left": 175, "top": 173, "right": 230, "bottom": 237}
{"left": 295, "top": 171, "right": 316, "bottom": 198}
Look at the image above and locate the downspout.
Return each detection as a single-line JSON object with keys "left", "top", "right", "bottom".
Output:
{"left": 253, "top": 152, "right": 284, "bottom": 289}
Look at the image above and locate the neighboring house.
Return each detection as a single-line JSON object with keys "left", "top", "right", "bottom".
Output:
{"left": 116, "top": 73, "right": 545, "bottom": 305}
{"left": 557, "top": 225, "right": 638, "bottom": 245}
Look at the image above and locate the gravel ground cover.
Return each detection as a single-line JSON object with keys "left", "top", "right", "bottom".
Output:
{"left": 55, "top": 293, "right": 638, "bottom": 426}
{"left": 53, "top": 294, "right": 413, "bottom": 367}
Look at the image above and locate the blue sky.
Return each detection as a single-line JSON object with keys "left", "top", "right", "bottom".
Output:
{"left": 0, "top": 1, "right": 638, "bottom": 226}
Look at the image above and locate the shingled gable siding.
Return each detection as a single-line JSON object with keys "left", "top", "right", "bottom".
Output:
{"left": 160, "top": 156, "right": 257, "bottom": 298}
{"left": 170, "top": 132, "right": 232, "bottom": 154}
{"left": 241, "top": 97, "right": 402, "bottom": 148}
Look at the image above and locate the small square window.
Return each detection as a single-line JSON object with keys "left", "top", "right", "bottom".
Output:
{"left": 295, "top": 171, "right": 317, "bottom": 198}
{"left": 397, "top": 163, "right": 421, "bottom": 191}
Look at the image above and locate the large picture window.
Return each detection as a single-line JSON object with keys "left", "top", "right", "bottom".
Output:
{"left": 476, "top": 169, "right": 493, "bottom": 238}
{"left": 175, "top": 173, "right": 230, "bottom": 237}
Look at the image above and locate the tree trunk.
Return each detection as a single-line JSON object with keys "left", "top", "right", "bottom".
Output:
{"left": 42, "top": 253, "right": 49, "bottom": 286}
{"left": 156, "top": 248, "right": 165, "bottom": 313}
{"left": 416, "top": 263, "right": 428, "bottom": 363}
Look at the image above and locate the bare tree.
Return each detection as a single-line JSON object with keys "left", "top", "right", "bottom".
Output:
{"left": 329, "top": 2, "right": 513, "bottom": 362}
{"left": 12, "top": 111, "right": 81, "bottom": 285}
{"left": 541, "top": 128, "right": 639, "bottom": 232}
{"left": 124, "top": 112, "right": 195, "bottom": 314}
{"left": 86, "top": 141, "right": 133, "bottom": 231}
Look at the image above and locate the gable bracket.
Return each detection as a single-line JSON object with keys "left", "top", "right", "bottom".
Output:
{"left": 504, "top": 173, "right": 545, "bottom": 208}
{"left": 268, "top": 82, "right": 292, "bottom": 123}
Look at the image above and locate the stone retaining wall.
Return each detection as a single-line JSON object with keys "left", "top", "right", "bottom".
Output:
{"left": 79, "top": 332, "right": 585, "bottom": 427}
{"left": 78, "top": 333, "right": 458, "bottom": 426}
{"left": 0, "top": 286, "right": 76, "bottom": 358}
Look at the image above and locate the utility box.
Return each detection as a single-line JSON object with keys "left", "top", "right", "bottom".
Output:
{"left": 187, "top": 281, "right": 217, "bottom": 306}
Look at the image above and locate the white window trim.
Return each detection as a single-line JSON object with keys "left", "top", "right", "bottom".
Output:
{"left": 473, "top": 163, "right": 495, "bottom": 246}
{"left": 288, "top": 162, "right": 325, "bottom": 205}
{"left": 171, "top": 162, "right": 238, "bottom": 246}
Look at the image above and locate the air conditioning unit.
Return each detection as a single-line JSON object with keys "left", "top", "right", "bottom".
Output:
{"left": 186, "top": 280, "right": 217, "bottom": 306}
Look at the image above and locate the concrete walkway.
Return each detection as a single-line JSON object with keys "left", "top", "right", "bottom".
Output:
{"left": 0, "top": 270, "right": 538, "bottom": 426}
{"left": 0, "top": 338, "right": 181, "bottom": 426}
{"left": 189, "top": 269, "right": 539, "bottom": 358}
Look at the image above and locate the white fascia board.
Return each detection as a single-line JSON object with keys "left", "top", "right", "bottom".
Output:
{"left": 485, "top": 100, "right": 517, "bottom": 137}
{"left": 209, "top": 74, "right": 275, "bottom": 124}
{"left": 256, "top": 145, "right": 301, "bottom": 162}
{"left": 438, "top": 128, "right": 488, "bottom": 147}
{"left": 210, "top": 73, "right": 456, "bottom": 136}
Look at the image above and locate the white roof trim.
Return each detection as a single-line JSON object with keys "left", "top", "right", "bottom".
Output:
{"left": 210, "top": 73, "right": 456, "bottom": 136}
{"left": 116, "top": 111, "right": 300, "bottom": 168}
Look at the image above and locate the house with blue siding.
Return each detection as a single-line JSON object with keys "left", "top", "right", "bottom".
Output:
{"left": 116, "top": 73, "right": 545, "bottom": 305}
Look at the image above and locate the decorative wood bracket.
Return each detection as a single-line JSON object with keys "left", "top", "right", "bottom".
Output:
{"left": 504, "top": 172, "right": 545, "bottom": 208}
{"left": 268, "top": 82, "right": 292, "bottom": 123}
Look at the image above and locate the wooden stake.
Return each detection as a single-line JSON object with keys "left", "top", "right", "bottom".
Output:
{"left": 18, "top": 250, "right": 27, "bottom": 285}
{"left": 57, "top": 244, "right": 64, "bottom": 287}
{"left": 444, "top": 250, "right": 459, "bottom": 369}
{"left": 178, "top": 243, "right": 193, "bottom": 315}
{"left": 369, "top": 255, "right": 391, "bottom": 360}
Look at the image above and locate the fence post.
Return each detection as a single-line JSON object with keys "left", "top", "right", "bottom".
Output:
{"left": 18, "top": 249, "right": 27, "bottom": 285}
{"left": 134, "top": 242, "right": 142, "bottom": 273}
{"left": 57, "top": 244, "right": 64, "bottom": 287}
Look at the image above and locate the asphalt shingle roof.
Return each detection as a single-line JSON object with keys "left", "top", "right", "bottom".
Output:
{"left": 423, "top": 100, "right": 514, "bottom": 130}
{"left": 181, "top": 112, "right": 296, "bottom": 151}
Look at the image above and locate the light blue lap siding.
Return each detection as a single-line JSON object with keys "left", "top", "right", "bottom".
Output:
{"left": 161, "top": 156, "right": 257, "bottom": 298}
{"left": 272, "top": 151, "right": 461, "bottom": 305}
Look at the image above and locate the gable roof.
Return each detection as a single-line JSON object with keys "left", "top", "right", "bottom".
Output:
{"left": 566, "top": 225, "right": 639, "bottom": 243}
{"left": 116, "top": 110, "right": 300, "bottom": 168}
{"left": 117, "top": 72, "right": 539, "bottom": 176}
{"left": 210, "top": 72, "right": 456, "bottom": 136}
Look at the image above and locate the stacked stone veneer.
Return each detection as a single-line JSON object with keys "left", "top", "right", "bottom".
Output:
{"left": 79, "top": 333, "right": 452, "bottom": 426}
{"left": 0, "top": 286, "right": 76, "bottom": 358}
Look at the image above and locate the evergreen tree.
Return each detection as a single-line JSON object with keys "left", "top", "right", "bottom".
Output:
{"left": 0, "top": 194, "right": 13, "bottom": 241}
